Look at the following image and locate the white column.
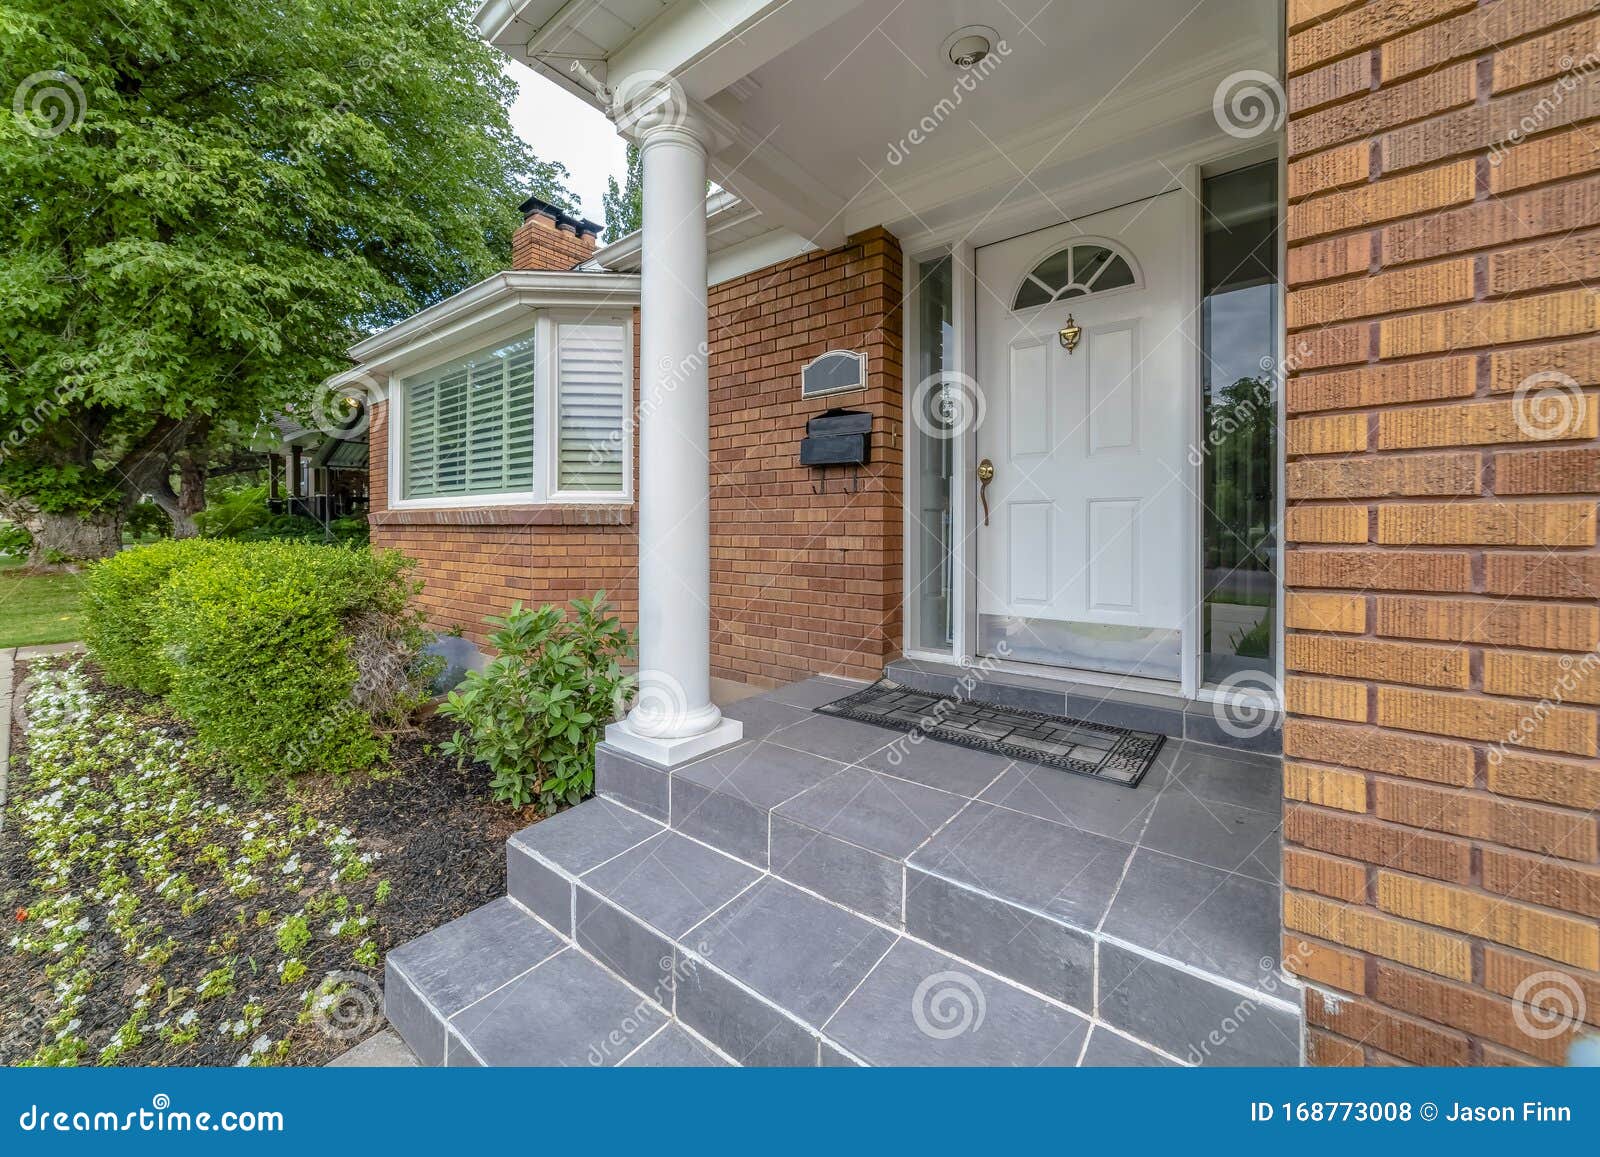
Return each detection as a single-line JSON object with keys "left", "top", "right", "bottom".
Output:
{"left": 605, "top": 111, "right": 742, "bottom": 766}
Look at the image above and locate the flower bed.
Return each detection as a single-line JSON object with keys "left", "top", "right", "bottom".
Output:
{"left": 0, "top": 660, "right": 528, "bottom": 1066}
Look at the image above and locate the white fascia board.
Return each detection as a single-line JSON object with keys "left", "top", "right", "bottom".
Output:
{"left": 588, "top": 189, "right": 753, "bottom": 270}
{"left": 607, "top": 0, "right": 867, "bottom": 102}
{"left": 347, "top": 270, "right": 640, "bottom": 377}
{"left": 709, "top": 228, "right": 815, "bottom": 287}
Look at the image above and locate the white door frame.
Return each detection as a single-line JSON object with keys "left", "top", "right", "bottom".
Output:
{"left": 901, "top": 147, "right": 1282, "bottom": 705}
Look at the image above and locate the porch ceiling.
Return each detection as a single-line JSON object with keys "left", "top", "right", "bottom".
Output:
{"left": 715, "top": 0, "right": 1279, "bottom": 245}
{"left": 484, "top": 0, "right": 1278, "bottom": 249}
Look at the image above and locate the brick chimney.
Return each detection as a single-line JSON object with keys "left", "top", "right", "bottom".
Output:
{"left": 511, "top": 194, "right": 603, "bottom": 271}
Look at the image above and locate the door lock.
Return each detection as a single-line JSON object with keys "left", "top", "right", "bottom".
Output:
{"left": 977, "top": 458, "right": 994, "bottom": 526}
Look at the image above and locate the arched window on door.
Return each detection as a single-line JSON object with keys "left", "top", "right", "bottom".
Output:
{"left": 1011, "top": 241, "right": 1138, "bottom": 310}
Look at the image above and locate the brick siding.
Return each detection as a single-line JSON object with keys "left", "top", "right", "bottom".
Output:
{"left": 511, "top": 211, "right": 597, "bottom": 272}
{"left": 370, "top": 227, "right": 904, "bottom": 686}
{"left": 1284, "top": 0, "right": 1600, "bottom": 1065}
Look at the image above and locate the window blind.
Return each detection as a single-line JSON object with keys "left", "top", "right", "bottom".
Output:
{"left": 403, "top": 333, "right": 536, "bottom": 499}
{"left": 556, "top": 323, "right": 627, "bottom": 493}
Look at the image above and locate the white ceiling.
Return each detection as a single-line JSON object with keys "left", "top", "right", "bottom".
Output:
{"left": 723, "top": 0, "right": 1276, "bottom": 213}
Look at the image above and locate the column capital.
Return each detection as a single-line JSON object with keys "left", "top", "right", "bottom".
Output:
{"left": 633, "top": 108, "right": 712, "bottom": 155}
{"left": 611, "top": 70, "right": 714, "bottom": 153}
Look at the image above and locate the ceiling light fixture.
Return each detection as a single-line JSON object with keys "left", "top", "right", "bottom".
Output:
{"left": 942, "top": 26, "right": 997, "bottom": 69}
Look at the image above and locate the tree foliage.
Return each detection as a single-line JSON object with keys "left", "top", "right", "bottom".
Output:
{"left": 0, "top": 0, "right": 574, "bottom": 557}
{"left": 600, "top": 143, "right": 642, "bottom": 243}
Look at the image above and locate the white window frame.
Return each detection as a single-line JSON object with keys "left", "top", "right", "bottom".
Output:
{"left": 386, "top": 311, "right": 633, "bottom": 510}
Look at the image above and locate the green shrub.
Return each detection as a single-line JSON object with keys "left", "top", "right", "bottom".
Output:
{"left": 152, "top": 542, "right": 432, "bottom": 793}
{"left": 83, "top": 538, "right": 225, "bottom": 694}
{"left": 0, "top": 520, "right": 33, "bottom": 558}
{"left": 194, "top": 485, "right": 272, "bottom": 538}
{"left": 438, "top": 595, "right": 632, "bottom": 811}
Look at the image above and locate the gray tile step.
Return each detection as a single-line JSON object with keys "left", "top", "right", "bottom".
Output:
{"left": 596, "top": 740, "right": 1292, "bottom": 1007}
{"left": 508, "top": 778, "right": 1301, "bottom": 1066}
{"left": 385, "top": 896, "right": 733, "bottom": 1067}
{"left": 884, "top": 658, "right": 1283, "bottom": 756}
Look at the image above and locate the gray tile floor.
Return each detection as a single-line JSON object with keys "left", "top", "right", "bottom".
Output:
{"left": 720, "top": 675, "right": 1286, "bottom": 999}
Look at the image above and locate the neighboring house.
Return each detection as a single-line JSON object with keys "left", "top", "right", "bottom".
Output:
{"left": 357, "top": 2, "right": 1600, "bottom": 1068}
{"left": 269, "top": 412, "right": 369, "bottom": 524}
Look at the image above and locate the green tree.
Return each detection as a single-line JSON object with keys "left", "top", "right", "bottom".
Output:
{"left": 601, "top": 142, "right": 642, "bottom": 243}
{"left": 0, "top": 0, "right": 575, "bottom": 561}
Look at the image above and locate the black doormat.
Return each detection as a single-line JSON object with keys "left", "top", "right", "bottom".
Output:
{"left": 816, "top": 680, "right": 1165, "bottom": 788}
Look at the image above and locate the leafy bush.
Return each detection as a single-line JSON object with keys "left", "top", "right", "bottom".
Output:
{"left": 193, "top": 485, "right": 273, "bottom": 539}
{"left": 0, "top": 520, "right": 33, "bottom": 558}
{"left": 153, "top": 542, "right": 432, "bottom": 793}
{"left": 438, "top": 595, "right": 632, "bottom": 811}
{"left": 82, "top": 538, "right": 224, "bottom": 694}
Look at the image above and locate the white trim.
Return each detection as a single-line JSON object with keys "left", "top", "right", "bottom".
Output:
{"left": 384, "top": 310, "right": 635, "bottom": 511}
{"left": 350, "top": 270, "right": 640, "bottom": 382}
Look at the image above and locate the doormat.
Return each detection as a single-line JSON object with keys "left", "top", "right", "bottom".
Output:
{"left": 816, "top": 680, "right": 1165, "bottom": 788}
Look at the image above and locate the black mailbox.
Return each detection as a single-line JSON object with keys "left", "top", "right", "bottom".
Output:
{"left": 800, "top": 408, "right": 871, "bottom": 467}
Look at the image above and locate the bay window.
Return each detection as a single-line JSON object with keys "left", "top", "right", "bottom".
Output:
{"left": 392, "top": 312, "right": 631, "bottom": 506}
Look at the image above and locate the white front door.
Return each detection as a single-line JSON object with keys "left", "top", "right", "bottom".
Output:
{"left": 974, "top": 192, "right": 1195, "bottom": 683}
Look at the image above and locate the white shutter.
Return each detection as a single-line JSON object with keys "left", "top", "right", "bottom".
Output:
{"left": 556, "top": 322, "right": 627, "bottom": 493}
{"left": 401, "top": 330, "right": 536, "bottom": 499}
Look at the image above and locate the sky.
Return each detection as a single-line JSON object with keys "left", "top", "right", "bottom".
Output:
{"left": 503, "top": 58, "right": 630, "bottom": 226}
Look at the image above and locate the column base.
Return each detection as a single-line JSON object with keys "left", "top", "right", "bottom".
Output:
{"left": 603, "top": 717, "right": 744, "bottom": 768}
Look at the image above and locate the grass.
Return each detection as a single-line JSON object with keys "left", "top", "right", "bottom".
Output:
{"left": 0, "top": 555, "right": 86, "bottom": 648}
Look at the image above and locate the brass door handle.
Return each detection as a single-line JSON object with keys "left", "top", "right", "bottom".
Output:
{"left": 977, "top": 458, "right": 994, "bottom": 526}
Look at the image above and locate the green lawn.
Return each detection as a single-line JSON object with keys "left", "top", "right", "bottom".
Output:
{"left": 0, "top": 556, "right": 86, "bottom": 648}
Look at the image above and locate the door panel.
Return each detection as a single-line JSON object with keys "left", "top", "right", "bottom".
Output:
{"left": 974, "top": 193, "right": 1193, "bottom": 681}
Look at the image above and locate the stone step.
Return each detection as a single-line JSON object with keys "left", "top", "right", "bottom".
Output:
{"left": 504, "top": 803, "right": 1122, "bottom": 1066}
{"left": 884, "top": 658, "right": 1283, "bottom": 756}
{"left": 592, "top": 737, "right": 1300, "bottom": 1065}
{"left": 384, "top": 896, "right": 731, "bottom": 1066}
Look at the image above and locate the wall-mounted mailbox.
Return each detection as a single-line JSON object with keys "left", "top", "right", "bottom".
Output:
{"left": 800, "top": 408, "right": 871, "bottom": 467}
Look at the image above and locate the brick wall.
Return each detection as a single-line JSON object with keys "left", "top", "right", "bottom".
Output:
{"left": 707, "top": 226, "right": 905, "bottom": 685}
{"left": 368, "top": 401, "right": 640, "bottom": 643}
{"left": 511, "top": 201, "right": 599, "bottom": 272}
{"left": 1283, "top": 0, "right": 1600, "bottom": 1065}
{"left": 371, "top": 227, "right": 905, "bottom": 686}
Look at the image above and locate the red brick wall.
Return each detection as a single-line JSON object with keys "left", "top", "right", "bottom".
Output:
{"left": 371, "top": 227, "right": 905, "bottom": 685}
{"left": 1283, "top": 0, "right": 1600, "bottom": 1066}
{"left": 511, "top": 212, "right": 597, "bottom": 272}
{"left": 708, "top": 227, "right": 905, "bottom": 685}
{"left": 369, "top": 401, "right": 638, "bottom": 644}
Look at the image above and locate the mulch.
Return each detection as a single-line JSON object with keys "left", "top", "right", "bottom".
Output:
{"left": 0, "top": 660, "right": 539, "bottom": 1067}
